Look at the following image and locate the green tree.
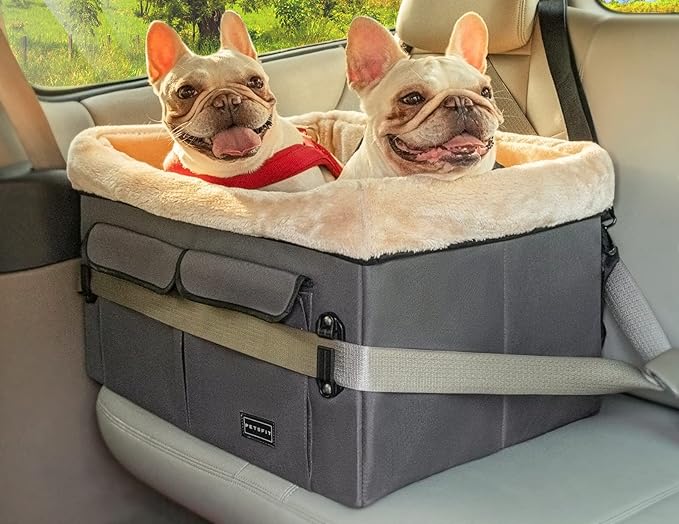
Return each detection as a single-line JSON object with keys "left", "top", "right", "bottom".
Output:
{"left": 143, "top": 0, "right": 226, "bottom": 43}
{"left": 68, "top": 0, "right": 103, "bottom": 36}
{"left": 137, "top": 0, "right": 152, "bottom": 18}
{"left": 272, "top": 0, "right": 314, "bottom": 30}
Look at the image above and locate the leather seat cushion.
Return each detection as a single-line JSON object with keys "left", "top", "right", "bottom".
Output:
{"left": 97, "top": 388, "right": 679, "bottom": 524}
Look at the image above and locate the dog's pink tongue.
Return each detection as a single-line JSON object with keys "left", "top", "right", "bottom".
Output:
{"left": 415, "top": 133, "right": 487, "bottom": 162}
{"left": 443, "top": 133, "right": 486, "bottom": 152}
{"left": 212, "top": 127, "right": 261, "bottom": 158}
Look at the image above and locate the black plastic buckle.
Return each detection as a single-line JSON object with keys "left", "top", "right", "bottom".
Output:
{"left": 602, "top": 208, "right": 619, "bottom": 255}
{"left": 601, "top": 209, "right": 620, "bottom": 281}
{"left": 315, "top": 313, "right": 345, "bottom": 399}
{"left": 80, "top": 264, "right": 97, "bottom": 303}
{"left": 602, "top": 208, "right": 617, "bottom": 230}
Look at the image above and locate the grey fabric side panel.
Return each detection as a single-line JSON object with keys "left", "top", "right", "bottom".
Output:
{"left": 89, "top": 271, "right": 661, "bottom": 396}
{"left": 605, "top": 261, "right": 671, "bottom": 362}
{"left": 308, "top": 383, "right": 363, "bottom": 507}
{"left": 178, "top": 250, "right": 306, "bottom": 320}
{"left": 502, "top": 217, "right": 602, "bottom": 442}
{"left": 0, "top": 167, "right": 80, "bottom": 272}
{"left": 97, "top": 299, "right": 188, "bottom": 430}
{"left": 86, "top": 223, "right": 182, "bottom": 291}
{"left": 361, "top": 393, "right": 503, "bottom": 505}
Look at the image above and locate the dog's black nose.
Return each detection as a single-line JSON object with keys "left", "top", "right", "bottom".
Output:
{"left": 443, "top": 95, "right": 474, "bottom": 110}
{"left": 212, "top": 93, "right": 242, "bottom": 110}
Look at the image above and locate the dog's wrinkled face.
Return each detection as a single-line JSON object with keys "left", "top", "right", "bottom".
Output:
{"left": 146, "top": 12, "right": 275, "bottom": 161}
{"left": 346, "top": 13, "right": 503, "bottom": 177}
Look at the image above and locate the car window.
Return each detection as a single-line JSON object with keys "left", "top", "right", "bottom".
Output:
{"left": 1, "top": 0, "right": 400, "bottom": 89}
{"left": 598, "top": 0, "right": 679, "bottom": 13}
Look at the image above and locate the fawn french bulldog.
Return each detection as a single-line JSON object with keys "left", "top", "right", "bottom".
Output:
{"left": 146, "top": 11, "right": 340, "bottom": 191}
{"left": 341, "top": 12, "right": 503, "bottom": 180}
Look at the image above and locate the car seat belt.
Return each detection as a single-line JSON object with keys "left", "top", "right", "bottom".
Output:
{"left": 88, "top": 270, "right": 679, "bottom": 398}
{"left": 0, "top": 20, "right": 65, "bottom": 170}
{"left": 537, "top": 0, "right": 597, "bottom": 142}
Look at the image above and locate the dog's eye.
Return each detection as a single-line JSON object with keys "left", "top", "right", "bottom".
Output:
{"left": 400, "top": 92, "right": 426, "bottom": 106}
{"left": 481, "top": 86, "right": 492, "bottom": 99}
{"left": 177, "top": 85, "right": 198, "bottom": 99}
{"left": 247, "top": 76, "right": 264, "bottom": 89}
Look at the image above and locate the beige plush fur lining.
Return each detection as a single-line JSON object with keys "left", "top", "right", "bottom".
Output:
{"left": 67, "top": 123, "right": 614, "bottom": 260}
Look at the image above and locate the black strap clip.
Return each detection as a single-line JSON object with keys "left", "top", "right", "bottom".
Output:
{"left": 80, "top": 264, "right": 97, "bottom": 304}
{"left": 601, "top": 209, "right": 620, "bottom": 283}
{"left": 315, "top": 313, "right": 345, "bottom": 399}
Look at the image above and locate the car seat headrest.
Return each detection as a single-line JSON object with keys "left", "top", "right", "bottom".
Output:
{"left": 396, "top": 0, "right": 539, "bottom": 54}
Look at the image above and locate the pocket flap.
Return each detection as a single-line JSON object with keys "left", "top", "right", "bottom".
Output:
{"left": 177, "top": 250, "right": 309, "bottom": 322}
{"left": 85, "top": 223, "right": 182, "bottom": 292}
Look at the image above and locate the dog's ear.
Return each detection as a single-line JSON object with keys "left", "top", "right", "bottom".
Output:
{"left": 146, "top": 21, "right": 190, "bottom": 84}
{"left": 220, "top": 10, "right": 257, "bottom": 59}
{"left": 346, "top": 16, "right": 407, "bottom": 93}
{"left": 445, "top": 12, "right": 489, "bottom": 73}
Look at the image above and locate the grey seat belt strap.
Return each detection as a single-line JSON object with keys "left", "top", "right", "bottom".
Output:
{"left": 334, "top": 341, "right": 660, "bottom": 395}
{"left": 89, "top": 271, "right": 666, "bottom": 396}
{"left": 604, "top": 261, "right": 671, "bottom": 362}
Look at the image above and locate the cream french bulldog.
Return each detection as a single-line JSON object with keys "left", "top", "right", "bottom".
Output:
{"left": 341, "top": 12, "right": 503, "bottom": 180}
{"left": 146, "top": 11, "right": 337, "bottom": 191}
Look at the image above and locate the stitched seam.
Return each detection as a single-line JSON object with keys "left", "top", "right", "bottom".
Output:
{"left": 280, "top": 484, "right": 298, "bottom": 502}
{"left": 234, "top": 465, "right": 299, "bottom": 499}
{"left": 501, "top": 242, "right": 508, "bottom": 448}
{"left": 359, "top": 264, "right": 366, "bottom": 506}
{"left": 234, "top": 461, "right": 249, "bottom": 478}
{"left": 97, "top": 299, "right": 106, "bottom": 382}
{"left": 517, "top": 0, "right": 526, "bottom": 48}
{"left": 516, "top": 0, "right": 523, "bottom": 47}
{"left": 98, "top": 401, "right": 324, "bottom": 523}
{"left": 180, "top": 330, "right": 190, "bottom": 431}
{"left": 597, "top": 483, "right": 679, "bottom": 524}
{"left": 304, "top": 377, "right": 311, "bottom": 487}
{"left": 99, "top": 402, "right": 243, "bottom": 480}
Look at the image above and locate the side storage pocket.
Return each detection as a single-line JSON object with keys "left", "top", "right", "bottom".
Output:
{"left": 82, "top": 223, "right": 188, "bottom": 430}
{"left": 98, "top": 299, "right": 188, "bottom": 430}
{"left": 184, "top": 336, "right": 312, "bottom": 489}
{"left": 178, "top": 250, "right": 314, "bottom": 488}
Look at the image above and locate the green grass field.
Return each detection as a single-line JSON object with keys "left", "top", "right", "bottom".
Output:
{"left": 3, "top": 0, "right": 150, "bottom": 86}
{"left": 601, "top": 0, "right": 679, "bottom": 13}
{"left": 1, "top": 0, "right": 398, "bottom": 88}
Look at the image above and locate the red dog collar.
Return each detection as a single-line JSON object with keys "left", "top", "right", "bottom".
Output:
{"left": 166, "top": 134, "right": 342, "bottom": 190}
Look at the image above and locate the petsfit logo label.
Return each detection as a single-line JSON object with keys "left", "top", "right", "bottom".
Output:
{"left": 240, "top": 412, "right": 275, "bottom": 446}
